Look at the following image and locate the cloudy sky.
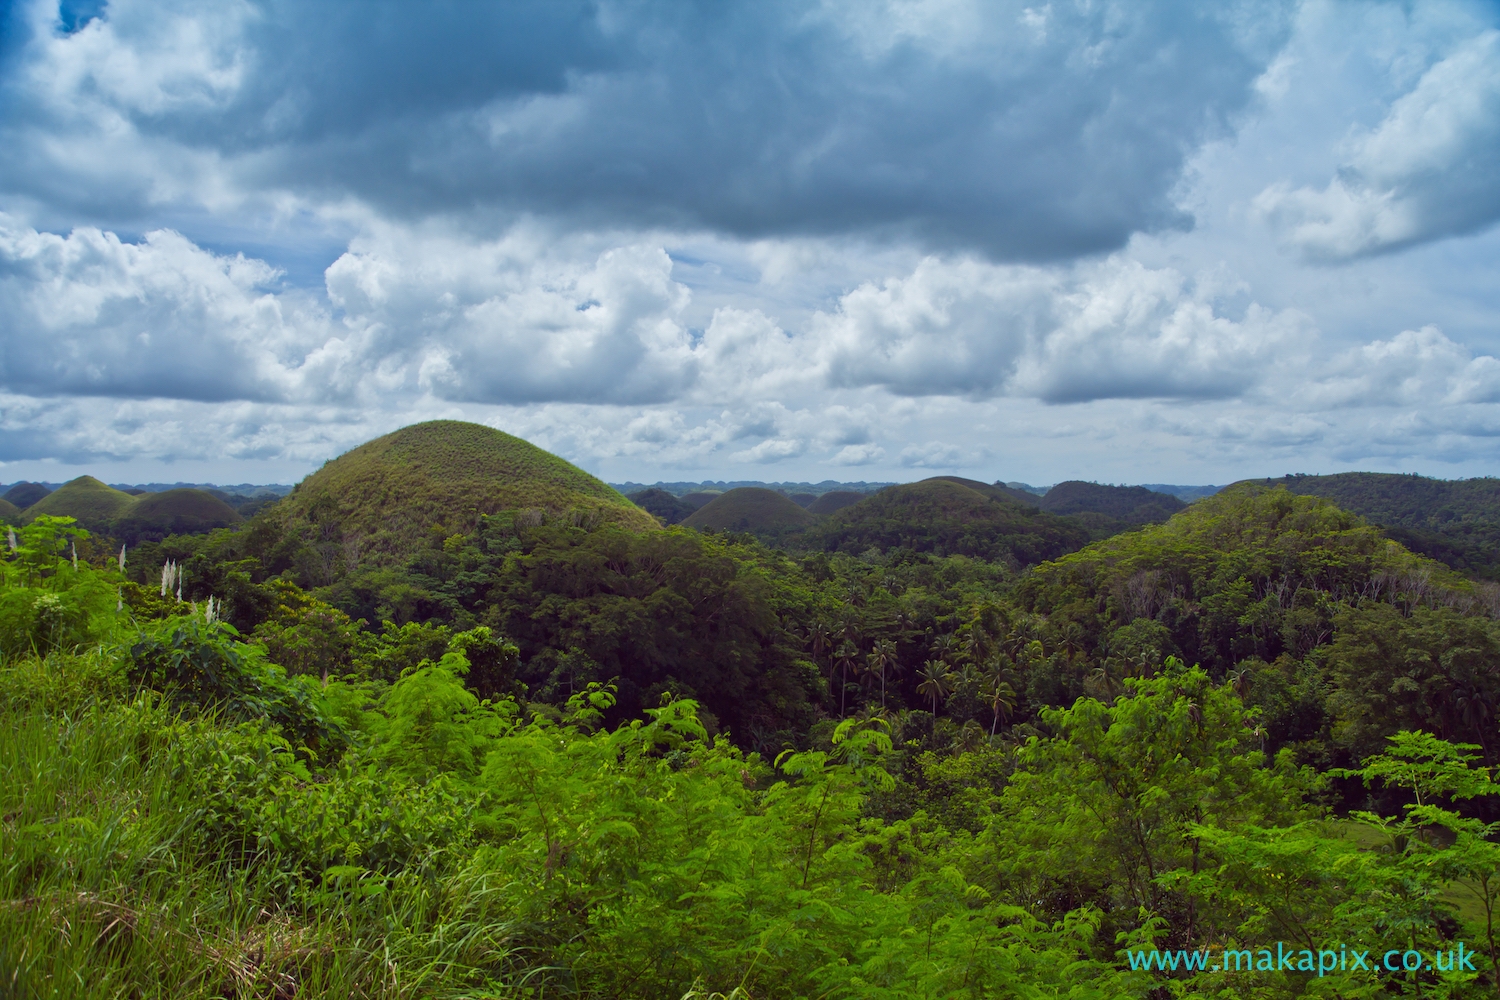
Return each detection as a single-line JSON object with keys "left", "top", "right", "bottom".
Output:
{"left": 3, "top": 0, "right": 1500, "bottom": 487}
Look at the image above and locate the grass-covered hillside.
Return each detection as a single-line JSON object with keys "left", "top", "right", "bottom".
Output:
{"left": 112, "top": 488, "right": 242, "bottom": 544}
{"left": 681, "top": 486, "right": 817, "bottom": 533}
{"left": 1249, "top": 472, "right": 1500, "bottom": 579}
{"left": 271, "top": 420, "right": 656, "bottom": 580}
{"left": 810, "top": 478, "right": 1088, "bottom": 566}
{"left": 0, "top": 499, "right": 19, "bottom": 523}
{"left": 2, "top": 481, "right": 50, "bottom": 509}
{"left": 807, "top": 490, "right": 863, "bottom": 514}
{"left": 21, "top": 478, "right": 241, "bottom": 543}
{"left": 25, "top": 476, "right": 138, "bottom": 528}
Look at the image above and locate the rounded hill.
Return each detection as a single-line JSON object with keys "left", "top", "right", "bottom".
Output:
{"left": 807, "top": 490, "right": 864, "bottom": 515}
{"left": 112, "top": 489, "right": 243, "bottom": 544}
{"left": 274, "top": 421, "right": 656, "bottom": 571}
{"left": 0, "top": 499, "right": 19, "bottom": 523}
{"left": 682, "top": 487, "right": 816, "bottom": 533}
{"left": 3, "top": 482, "right": 51, "bottom": 509}
{"left": 808, "top": 478, "right": 1088, "bottom": 565}
{"left": 24, "top": 477, "right": 137, "bottom": 530}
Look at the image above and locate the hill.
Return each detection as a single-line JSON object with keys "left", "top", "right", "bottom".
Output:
{"left": 787, "top": 493, "right": 818, "bottom": 508}
{"left": 680, "top": 492, "right": 720, "bottom": 510}
{"left": 111, "top": 489, "right": 243, "bottom": 544}
{"left": 926, "top": 476, "right": 1045, "bottom": 508}
{"left": 0, "top": 499, "right": 19, "bottom": 523}
{"left": 1240, "top": 473, "right": 1500, "bottom": 579}
{"left": 681, "top": 488, "right": 817, "bottom": 536}
{"left": 807, "top": 478, "right": 1089, "bottom": 566}
{"left": 23, "top": 476, "right": 137, "bottom": 531}
{"left": 272, "top": 421, "right": 655, "bottom": 577}
{"left": 1039, "top": 481, "right": 1185, "bottom": 538}
{"left": 806, "top": 490, "right": 864, "bottom": 515}
{"left": 3, "top": 482, "right": 51, "bottom": 509}
{"left": 627, "top": 488, "right": 697, "bottom": 525}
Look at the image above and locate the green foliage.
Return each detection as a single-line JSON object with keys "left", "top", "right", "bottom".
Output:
{"left": 627, "top": 486, "right": 698, "bottom": 524}
{"left": 1263, "top": 471, "right": 1500, "bottom": 579}
{"left": 127, "top": 615, "right": 337, "bottom": 750}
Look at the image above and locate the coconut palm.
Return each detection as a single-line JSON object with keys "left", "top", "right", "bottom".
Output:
{"left": 961, "top": 625, "right": 989, "bottom": 666}
{"left": 834, "top": 640, "right": 860, "bottom": 716}
{"left": 981, "top": 670, "right": 1017, "bottom": 736}
{"left": 866, "top": 638, "right": 900, "bottom": 710}
{"left": 916, "top": 660, "right": 954, "bottom": 717}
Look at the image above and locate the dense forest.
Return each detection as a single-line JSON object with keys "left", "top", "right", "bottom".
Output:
{"left": 8, "top": 422, "right": 1500, "bottom": 997}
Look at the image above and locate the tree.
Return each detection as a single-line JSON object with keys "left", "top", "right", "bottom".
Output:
{"left": 867, "top": 638, "right": 900, "bottom": 710}
{"left": 916, "top": 660, "right": 954, "bottom": 717}
{"left": 834, "top": 640, "right": 860, "bottom": 717}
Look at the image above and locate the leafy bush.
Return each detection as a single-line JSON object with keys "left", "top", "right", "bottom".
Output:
{"left": 127, "top": 616, "right": 338, "bottom": 750}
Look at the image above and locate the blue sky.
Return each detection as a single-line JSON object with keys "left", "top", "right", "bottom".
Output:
{"left": 2, "top": 0, "right": 1500, "bottom": 486}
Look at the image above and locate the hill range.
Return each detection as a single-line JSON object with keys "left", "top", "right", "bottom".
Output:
{"left": 19, "top": 424, "right": 1500, "bottom": 587}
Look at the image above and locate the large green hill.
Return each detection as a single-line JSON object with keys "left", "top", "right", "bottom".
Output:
{"left": 273, "top": 421, "right": 655, "bottom": 576}
{"left": 1237, "top": 472, "right": 1500, "bottom": 579}
{"left": 0, "top": 499, "right": 19, "bottom": 524}
{"left": 24, "top": 477, "right": 137, "bottom": 530}
{"left": 112, "top": 489, "right": 242, "bottom": 544}
{"left": 808, "top": 478, "right": 1089, "bottom": 566}
{"left": 681, "top": 487, "right": 816, "bottom": 534}
{"left": 2, "top": 482, "right": 50, "bottom": 509}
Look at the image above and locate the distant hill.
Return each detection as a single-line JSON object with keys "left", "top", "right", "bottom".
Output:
{"left": 807, "top": 478, "right": 1089, "bottom": 566}
{"left": 1139, "top": 483, "right": 1223, "bottom": 502}
{"left": 682, "top": 488, "right": 817, "bottom": 536}
{"left": 807, "top": 490, "right": 864, "bottom": 515}
{"left": 3, "top": 482, "right": 51, "bottom": 509}
{"left": 1242, "top": 473, "right": 1500, "bottom": 579}
{"left": 272, "top": 420, "right": 655, "bottom": 578}
{"left": 24, "top": 477, "right": 137, "bottom": 530}
{"left": 680, "top": 492, "right": 721, "bottom": 510}
{"left": 627, "top": 488, "right": 697, "bottom": 525}
{"left": 612, "top": 479, "right": 894, "bottom": 498}
{"left": 111, "top": 489, "right": 242, "bottom": 544}
{"left": 927, "top": 476, "right": 1045, "bottom": 508}
{"left": 787, "top": 493, "right": 818, "bottom": 508}
{"left": 20, "top": 478, "right": 243, "bottom": 542}
{"left": 1039, "top": 481, "right": 1185, "bottom": 538}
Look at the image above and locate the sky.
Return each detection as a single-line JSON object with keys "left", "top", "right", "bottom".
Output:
{"left": 3, "top": 0, "right": 1500, "bottom": 487}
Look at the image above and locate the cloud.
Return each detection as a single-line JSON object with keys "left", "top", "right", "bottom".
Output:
{"left": 0, "top": 0, "right": 1290, "bottom": 259}
{"left": 815, "top": 255, "right": 1309, "bottom": 404}
{"left": 0, "top": 215, "right": 337, "bottom": 401}
{"left": 328, "top": 229, "right": 697, "bottom": 405}
{"left": 1308, "top": 325, "right": 1500, "bottom": 407}
{"left": 1256, "top": 30, "right": 1500, "bottom": 259}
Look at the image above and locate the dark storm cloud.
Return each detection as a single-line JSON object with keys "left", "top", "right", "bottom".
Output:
{"left": 0, "top": 0, "right": 1293, "bottom": 259}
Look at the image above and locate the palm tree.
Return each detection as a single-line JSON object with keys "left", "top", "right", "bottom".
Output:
{"left": 961, "top": 625, "right": 989, "bottom": 666}
{"left": 1230, "top": 667, "right": 1253, "bottom": 701}
{"left": 916, "top": 660, "right": 954, "bottom": 717}
{"left": 982, "top": 671, "right": 1017, "bottom": 736}
{"left": 930, "top": 633, "right": 957, "bottom": 665}
{"left": 867, "top": 639, "right": 900, "bottom": 710}
{"left": 834, "top": 640, "right": 860, "bottom": 717}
